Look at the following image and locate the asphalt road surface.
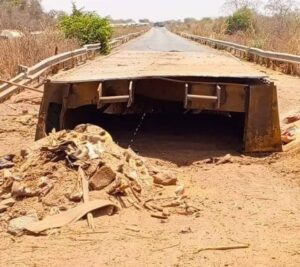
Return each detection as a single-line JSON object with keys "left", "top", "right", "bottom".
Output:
{"left": 124, "top": 27, "right": 212, "bottom": 52}
{"left": 52, "top": 27, "right": 264, "bottom": 82}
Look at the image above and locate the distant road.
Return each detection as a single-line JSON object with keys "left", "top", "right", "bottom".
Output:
{"left": 124, "top": 27, "right": 212, "bottom": 52}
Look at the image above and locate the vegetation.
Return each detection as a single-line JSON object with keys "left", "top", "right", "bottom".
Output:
{"left": 226, "top": 7, "right": 254, "bottom": 34}
{"left": 168, "top": 0, "right": 300, "bottom": 55}
{"left": 0, "top": 0, "right": 79, "bottom": 80}
{"left": 0, "top": 1, "right": 144, "bottom": 80}
{"left": 0, "top": 32, "right": 79, "bottom": 80}
{"left": 0, "top": 0, "right": 55, "bottom": 30}
{"left": 59, "top": 4, "right": 112, "bottom": 53}
{"left": 112, "top": 25, "right": 149, "bottom": 38}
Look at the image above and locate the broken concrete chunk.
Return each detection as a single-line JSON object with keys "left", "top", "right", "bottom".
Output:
{"left": 180, "top": 226, "right": 192, "bottom": 234}
{"left": 3, "top": 169, "right": 12, "bottom": 178}
{"left": 8, "top": 213, "right": 38, "bottom": 236}
{"left": 25, "top": 200, "right": 118, "bottom": 234}
{"left": 153, "top": 171, "right": 177, "bottom": 186}
{"left": 0, "top": 197, "right": 16, "bottom": 207}
{"left": 0, "top": 154, "right": 15, "bottom": 170}
{"left": 11, "top": 181, "right": 37, "bottom": 198}
{"left": 67, "top": 190, "right": 83, "bottom": 202}
{"left": 216, "top": 154, "right": 233, "bottom": 165}
{"left": 162, "top": 208, "right": 170, "bottom": 217}
{"left": 38, "top": 177, "right": 54, "bottom": 196}
{"left": 283, "top": 112, "right": 300, "bottom": 124}
{"left": 175, "top": 185, "right": 185, "bottom": 196}
{"left": 74, "top": 124, "right": 112, "bottom": 143}
{"left": 0, "top": 204, "right": 9, "bottom": 213}
{"left": 89, "top": 166, "right": 116, "bottom": 190}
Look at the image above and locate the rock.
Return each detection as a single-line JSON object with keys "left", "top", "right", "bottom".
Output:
{"left": 0, "top": 197, "right": 16, "bottom": 207}
{"left": 162, "top": 208, "right": 170, "bottom": 217}
{"left": 0, "top": 193, "right": 12, "bottom": 199}
{"left": 89, "top": 166, "right": 116, "bottom": 190}
{"left": 180, "top": 226, "right": 192, "bottom": 234}
{"left": 3, "top": 169, "right": 12, "bottom": 178}
{"left": 153, "top": 172, "right": 177, "bottom": 186}
{"left": 38, "top": 177, "right": 54, "bottom": 196}
{"left": 74, "top": 124, "right": 112, "bottom": 143}
{"left": 20, "top": 149, "right": 29, "bottom": 158}
{"left": 283, "top": 113, "right": 300, "bottom": 124}
{"left": 216, "top": 154, "right": 233, "bottom": 165}
{"left": 67, "top": 190, "right": 83, "bottom": 202}
{"left": 0, "top": 205, "right": 8, "bottom": 213}
{"left": 175, "top": 185, "right": 185, "bottom": 196}
{"left": 0, "top": 154, "right": 15, "bottom": 170}
{"left": 202, "top": 158, "right": 214, "bottom": 164}
{"left": 11, "top": 181, "right": 37, "bottom": 198}
{"left": 8, "top": 213, "right": 38, "bottom": 236}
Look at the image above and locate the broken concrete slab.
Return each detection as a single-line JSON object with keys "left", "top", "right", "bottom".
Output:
{"left": 89, "top": 166, "right": 116, "bottom": 190}
{"left": 8, "top": 213, "right": 38, "bottom": 236}
{"left": 153, "top": 171, "right": 177, "bottom": 186}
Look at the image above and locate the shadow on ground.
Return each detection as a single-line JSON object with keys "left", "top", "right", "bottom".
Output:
{"left": 83, "top": 113, "right": 245, "bottom": 166}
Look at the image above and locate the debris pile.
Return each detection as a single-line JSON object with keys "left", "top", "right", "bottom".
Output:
{"left": 0, "top": 124, "right": 196, "bottom": 235}
{"left": 281, "top": 112, "right": 300, "bottom": 151}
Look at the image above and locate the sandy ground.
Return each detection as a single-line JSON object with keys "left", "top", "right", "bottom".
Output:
{"left": 0, "top": 34, "right": 300, "bottom": 266}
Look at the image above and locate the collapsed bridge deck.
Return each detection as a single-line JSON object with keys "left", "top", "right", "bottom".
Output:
{"left": 36, "top": 42, "right": 282, "bottom": 153}
{"left": 36, "top": 75, "right": 282, "bottom": 153}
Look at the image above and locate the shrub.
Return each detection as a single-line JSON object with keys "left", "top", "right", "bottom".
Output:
{"left": 226, "top": 7, "right": 254, "bottom": 34}
{"left": 59, "top": 6, "right": 112, "bottom": 53}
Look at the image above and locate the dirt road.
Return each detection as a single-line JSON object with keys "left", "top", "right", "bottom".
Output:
{"left": 0, "top": 29, "right": 300, "bottom": 267}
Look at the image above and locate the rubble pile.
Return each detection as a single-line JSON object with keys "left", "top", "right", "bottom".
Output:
{"left": 0, "top": 124, "right": 196, "bottom": 235}
{"left": 281, "top": 112, "right": 300, "bottom": 151}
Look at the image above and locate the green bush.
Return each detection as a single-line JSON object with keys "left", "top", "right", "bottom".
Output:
{"left": 59, "top": 6, "right": 112, "bottom": 53}
{"left": 226, "top": 7, "right": 254, "bottom": 34}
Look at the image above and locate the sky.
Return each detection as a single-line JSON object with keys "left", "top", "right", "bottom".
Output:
{"left": 41, "top": 0, "right": 229, "bottom": 21}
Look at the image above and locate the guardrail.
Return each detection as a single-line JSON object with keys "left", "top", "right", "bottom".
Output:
{"left": 177, "top": 32, "right": 300, "bottom": 75}
{"left": 0, "top": 30, "right": 146, "bottom": 102}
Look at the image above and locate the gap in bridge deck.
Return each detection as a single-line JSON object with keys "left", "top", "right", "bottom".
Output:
{"left": 65, "top": 107, "right": 245, "bottom": 165}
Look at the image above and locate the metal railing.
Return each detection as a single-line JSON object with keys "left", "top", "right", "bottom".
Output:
{"left": 178, "top": 32, "right": 300, "bottom": 71}
{"left": 0, "top": 30, "right": 147, "bottom": 102}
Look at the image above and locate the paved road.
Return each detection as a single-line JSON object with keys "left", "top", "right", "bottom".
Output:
{"left": 52, "top": 28, "right": 264, "bottom": 82}
{"left": 124, "top": 27, "right": 211, "bottom": 52}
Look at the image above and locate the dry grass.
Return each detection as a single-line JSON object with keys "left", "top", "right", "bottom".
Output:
{"left": 112, "top": 25, "right": 150, "bottom": 38}
{"left": 0, "top": 26, "right": 150, "bottom": 81}
{"left": 169, "top": 15, "right": 300, "bottom": 55}
{"left": 0, "top": 31, "right": 80, "bottom": 80}
{"left": 0, "top": 1, "right": 54, "bottom": 31}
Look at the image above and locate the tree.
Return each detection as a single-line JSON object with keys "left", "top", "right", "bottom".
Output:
{"left": 71, "top": 1, "right": 84, "bottom": 16}
{"left": 265, "top": 0, "right": 298, "bottom": 16}
{"left": 0, "top": 0, "right": 54, "bottom": 30}
{"left": 184, "top": 18, "right": 197, "bottom": 24}
{"left": 226, "top": 7, "right": 255, "bottom": 34}
{"left": 139, "top": 19, "right": 150, "bottom": 24}
{"left": 223, "top": 0, "right": 261, "bottom": 13}
{"left": 59, "top": 4, "right": 112, "bottom": 53}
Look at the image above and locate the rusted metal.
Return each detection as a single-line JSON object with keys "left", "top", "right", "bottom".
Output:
{"left": 35, "top": 75, "right": 282, "bottom": 153}
{"left": 244, "top": 83, "right": 282, "bottom": 152}
{"left": 0, "top": 78, "right": 43, "bottom": 93}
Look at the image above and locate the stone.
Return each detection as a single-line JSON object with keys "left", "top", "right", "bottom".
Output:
{"left": 180, "top": 226, "right": 192, "bottom": 234}
{"left": 162, "top": 208, "right": 170, "bottom": 217}
{"left": 153, "top": 171, "right": 177, "bottom": 186}
{"left": 89, "top": 166, "right": 116, "bottom": 190}
{"left": 8, "top": 213, "right": 38, "bottom": 236}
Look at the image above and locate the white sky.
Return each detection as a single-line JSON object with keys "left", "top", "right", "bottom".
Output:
{"left": 41, "top": 0, "right": 229, "bottom": 21}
